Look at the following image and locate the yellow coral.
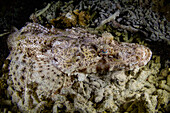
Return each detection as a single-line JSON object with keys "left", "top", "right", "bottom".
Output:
{"left": 50, "top": 9, "right": 91, "bottom": 28}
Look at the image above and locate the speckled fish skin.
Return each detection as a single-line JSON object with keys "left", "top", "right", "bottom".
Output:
{"left": 8, "top": 23, "right": 152, "bottom": 75}
{"left": 49, "top": 32, "right": 152, "bottom": 75}
{"left": 6, "top": 23, "right": 152, "bottom": 100}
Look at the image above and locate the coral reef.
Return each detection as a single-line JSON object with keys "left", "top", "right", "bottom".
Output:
{"left": 3, "top": 23, "right": 154, "bottom": 112}
{"left": 50, "top": 9, "right": 91, "bottom": 28}
{"left": 31, "top": 0, "right": 169, "bottom": 43}
{"left": 1, "top": 0, "right": 170, "bottom": 113}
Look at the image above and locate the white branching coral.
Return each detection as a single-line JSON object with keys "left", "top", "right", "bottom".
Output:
{"left": 6, "top": 23, "right": 153, "bottom": 112}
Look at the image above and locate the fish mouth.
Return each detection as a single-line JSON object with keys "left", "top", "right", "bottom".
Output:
{"left": 123, "top": 45, "right": 152, "bottom": 70}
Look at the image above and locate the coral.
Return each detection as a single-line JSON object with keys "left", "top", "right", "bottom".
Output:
{"left": 29, "top": 1, "right": 63, "bottom": 24}
{"left": 1, "top": 0, "right": 170, "bottom": 112}
{"left": 28, "top": 0, "right": 170, "bottom": 43}
{"left": 77, "top": 10, "right": 91, "bottom": 26}
{"left": 50, "top": 9, "right": 91, "bottom": 28}
{"left": 5, "top": 23, "right": 154, "bottom": 112}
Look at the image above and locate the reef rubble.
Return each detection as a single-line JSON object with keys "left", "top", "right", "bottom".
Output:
{"left": 1, "top": 23, "right": 169, "bottom": 113}
{"left": 0, "top": 0, "right": 170, "bottom": 113}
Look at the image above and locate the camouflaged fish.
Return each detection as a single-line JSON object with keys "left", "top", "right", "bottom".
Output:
{"left": 6, "top": 23, "right": 152, "bottom": 99}
{"left": 8, "top": 22, "right": 152, "bottom": 75}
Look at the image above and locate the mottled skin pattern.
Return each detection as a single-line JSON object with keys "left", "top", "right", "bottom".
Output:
{"left": 6, "top": 23, "right": 152, "bottom": 102}
{"left": 11, "top": 23, "right": 152, "bottom": 75}
{"left": 49, "top": 31, "right": 152, "bottom": 75}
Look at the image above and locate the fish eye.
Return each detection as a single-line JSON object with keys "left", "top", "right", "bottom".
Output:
{"left": 101, "top": 49, "right": 108, "bottom": 54}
